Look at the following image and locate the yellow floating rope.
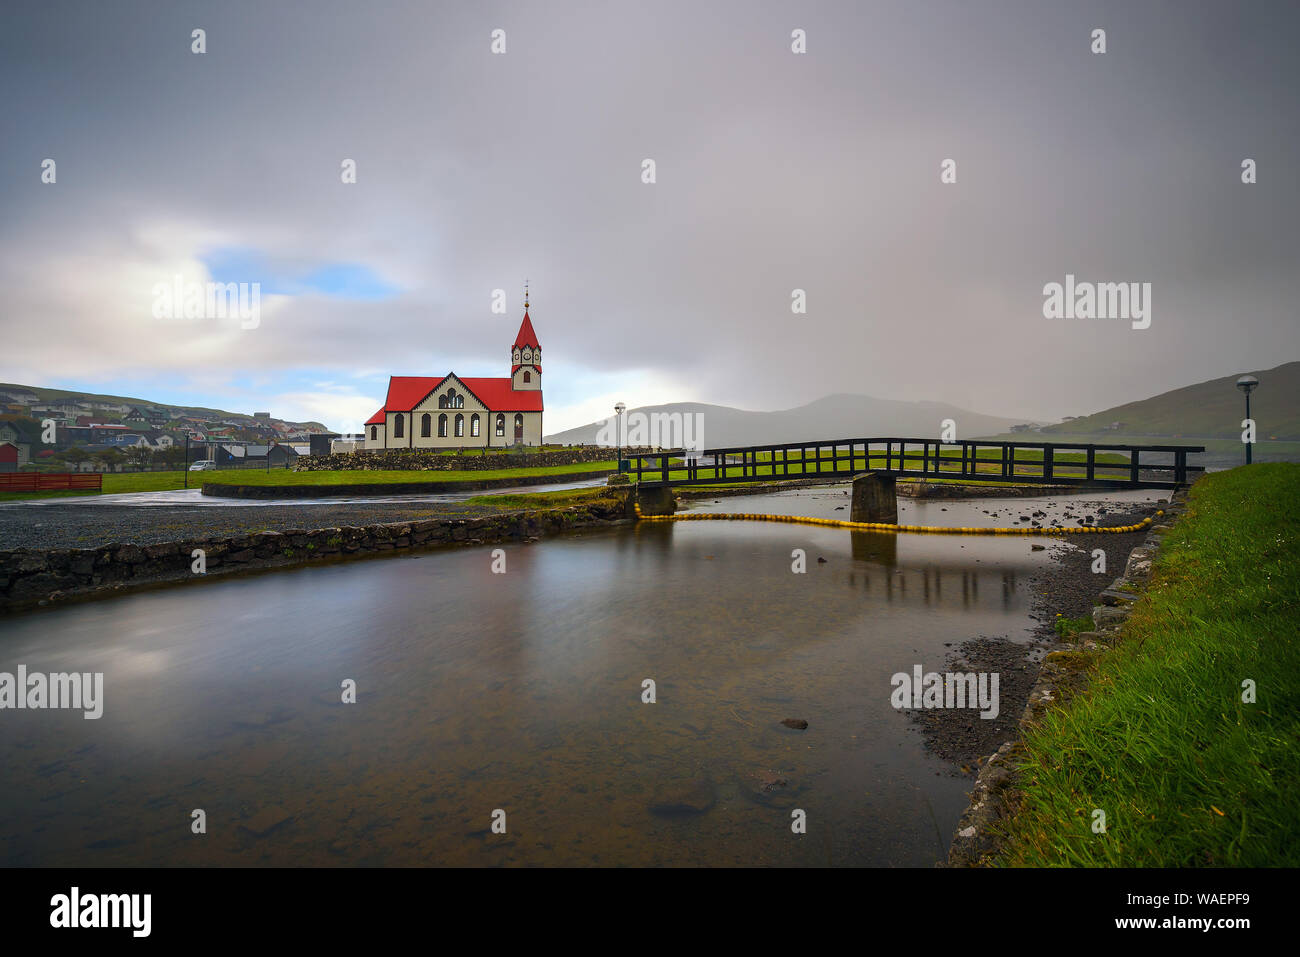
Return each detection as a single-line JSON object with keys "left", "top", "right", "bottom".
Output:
{"left": 633, "top": 504, "right": 1162, "bottom": 536}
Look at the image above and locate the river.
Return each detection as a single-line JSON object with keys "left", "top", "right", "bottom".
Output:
{"left": 0, "top": 486, "right": 1167, "bottom": 866}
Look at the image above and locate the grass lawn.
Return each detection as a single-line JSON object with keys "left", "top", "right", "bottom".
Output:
{"left": 199, "top": 462, "right": 617, "bottom": 486}
{"left": 996, "top": 463, "right": 1300, "bottom": 866}
{"left": 0, "top": 461, "right": 618, "bottom": 501}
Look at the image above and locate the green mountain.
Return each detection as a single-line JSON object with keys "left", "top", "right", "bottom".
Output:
{"left": 0, "top": 382, "right": 328, "bottom": 433}
{"left": 1041, "top": 362, "right": 1299, "bottom": 441}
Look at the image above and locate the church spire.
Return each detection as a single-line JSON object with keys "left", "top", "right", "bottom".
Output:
{"left": 511, "top": 285, "right": 541, "bottom": 391}
{"left": 513, "top": 282, "right": 539, "bottom": 349}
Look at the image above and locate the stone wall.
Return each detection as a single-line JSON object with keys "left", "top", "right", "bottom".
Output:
{"left": 295, "top": 446, "right": 654, "bottom": 472}
{"left": 1, "top": 491, "right": 635, "bottom": 613}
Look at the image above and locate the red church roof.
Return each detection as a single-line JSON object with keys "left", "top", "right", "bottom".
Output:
{"left": 367, "top": 374, "right": 543, "bottom": 424}
{"left": 458, "top": 377, "right": 543, "bottom": 411}
{"left": 513, "top": 310, "right": 540, "bottom": 349}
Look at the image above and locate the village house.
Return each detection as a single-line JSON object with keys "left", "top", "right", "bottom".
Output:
{"left": 0, "top": 420, "right": 38, "bottom": 466}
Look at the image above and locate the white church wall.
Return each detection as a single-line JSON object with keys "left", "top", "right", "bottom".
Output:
{"left": 408, "top": 381, "right": 493, "bottom": 448}
{"left": 511, "top": 366, "right": 540, "bottom": 391}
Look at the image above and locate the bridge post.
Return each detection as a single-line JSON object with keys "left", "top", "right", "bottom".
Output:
{"left": 850, "top": 472, "right": 898, "bottom": 524}
{"left": 636, "top": 484, "right": 677, "bottom": 516}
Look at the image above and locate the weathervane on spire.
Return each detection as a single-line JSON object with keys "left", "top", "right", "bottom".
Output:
{"left": 524, "top": 278, "right": 529, "bottom": 310}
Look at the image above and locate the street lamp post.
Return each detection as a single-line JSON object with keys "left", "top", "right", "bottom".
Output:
{"left": 1236, "top": 374, "right": 1259, "bottom": 465}
{"left": 614, "top": 402, "right": 626, "bottom": 471}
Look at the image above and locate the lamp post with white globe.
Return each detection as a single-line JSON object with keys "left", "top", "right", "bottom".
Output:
{"left": 615, "top": 402, "right": 626, "bottom": 471}
{"left": 1236, "top": 375, "right": 1259, "bottom": 465}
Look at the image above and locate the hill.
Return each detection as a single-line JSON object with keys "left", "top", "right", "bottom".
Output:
{"left": 1040, "top": 362, "right": 1300, "bottom": 440}
{"left": 0, "top": 382, "right": 329, "bottom": 434}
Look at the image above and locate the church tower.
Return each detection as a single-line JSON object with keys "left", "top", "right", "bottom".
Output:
{"left": 510, "top": 282, "right": 541, "bottom": 391}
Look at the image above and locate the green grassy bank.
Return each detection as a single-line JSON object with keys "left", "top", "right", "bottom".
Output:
{"left": 997, "top": 463, "right": 1300, "bottom": 866}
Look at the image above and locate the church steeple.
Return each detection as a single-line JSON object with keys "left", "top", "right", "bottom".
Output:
{"left": 511, "top": 285, "right": 541, "bottom": 391}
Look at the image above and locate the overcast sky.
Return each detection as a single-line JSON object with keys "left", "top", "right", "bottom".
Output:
{"left": 1, "top": 0, "right": 1296, "bottom": 434}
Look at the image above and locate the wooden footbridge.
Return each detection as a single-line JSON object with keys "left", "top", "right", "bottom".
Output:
{"left": 621, "top": 438, "right": 1204, "bottom": 489}
{"left": 619, "top": 438, "right": 1204, "bottom": 520}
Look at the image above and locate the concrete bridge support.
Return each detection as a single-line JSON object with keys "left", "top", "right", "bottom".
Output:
{"left": 636, "top": 485, "right": 678, "bottom": 516}
{"left": 850, "top": 472, "right": 897, "bottom": 524}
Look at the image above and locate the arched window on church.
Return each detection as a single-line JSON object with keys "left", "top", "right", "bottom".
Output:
{"left": 495, "top": 414, "right": 505, "bottom": 437}
{"left": 393, "top": 414, "right": 404, "bottom": 438}
{"left": 421, "top": 413, "right": 431, "bottom": 437}
{"left": 471, "top": 414, "right": 480, "bottom": 437}
{"left": 513, "top": 413, "right": 524, "bottom": 442}
{"left": 438, "top": 414, "right": 448, "bottom": 437}
{"left": 370, "top": 425, "right": 376, "bottom": 440}
{"left": 456, "top": 394, "right": 464, "bottom": 409}
{"left": 455, "top": 414, "right": 464, "bottom": 438}
{"left": 523, "top": 371, "right": 531, "bottom": 383}
{"left": 438, "top": 394, "right": 446, "bottom": 409}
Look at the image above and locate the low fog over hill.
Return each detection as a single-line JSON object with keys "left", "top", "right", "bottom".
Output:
{"left": 545, "top": 394, "right": 1024, "bottom": 448}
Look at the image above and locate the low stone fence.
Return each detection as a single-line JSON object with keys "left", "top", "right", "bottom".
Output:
{"left": 1, "top": 491, "right": 635, "bottom": 613}
{"left": 295, "top": 446, "right": 655, "bottom": 472}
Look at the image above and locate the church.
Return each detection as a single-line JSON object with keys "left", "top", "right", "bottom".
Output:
{"left": 364, "top": 296, "right": 543, "bottom": 450}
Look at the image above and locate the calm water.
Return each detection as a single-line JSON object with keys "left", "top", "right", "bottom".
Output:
{"left": 0, "top": 487, "right": 1166, "bottom": 866}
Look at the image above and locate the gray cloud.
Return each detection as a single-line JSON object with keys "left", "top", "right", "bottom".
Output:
{"left": 1, "top": 0, "right": 1296, "bottom": 427}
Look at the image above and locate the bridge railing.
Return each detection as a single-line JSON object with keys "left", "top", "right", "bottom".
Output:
{"left": 619, "top": 438, "right": 1205, "bottom": 490}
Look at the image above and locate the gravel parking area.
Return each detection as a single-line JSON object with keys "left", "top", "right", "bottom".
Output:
{"left": 0, "top": 501, "right": 510, "bottom": 550}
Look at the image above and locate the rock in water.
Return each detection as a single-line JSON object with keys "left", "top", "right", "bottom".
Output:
{"left": 737, "top": 769, "right": 799, "bottom": 808}
{"left": 649, "top": 777, "right": 716, "bottom": 816}
{"left": 781, "top": 718, "right": 809, "bottom": 730}
{"left": 752, "top": 770, "right": 788, "bottom": 791}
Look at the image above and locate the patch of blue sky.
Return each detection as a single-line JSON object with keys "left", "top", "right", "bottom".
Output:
{"left": 201, "top": 247, "right": 400, "bottom": 300}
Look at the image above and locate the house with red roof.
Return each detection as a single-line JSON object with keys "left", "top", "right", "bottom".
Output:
{"left": 364, "top": 297, "right": 543, "bottom": 450}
